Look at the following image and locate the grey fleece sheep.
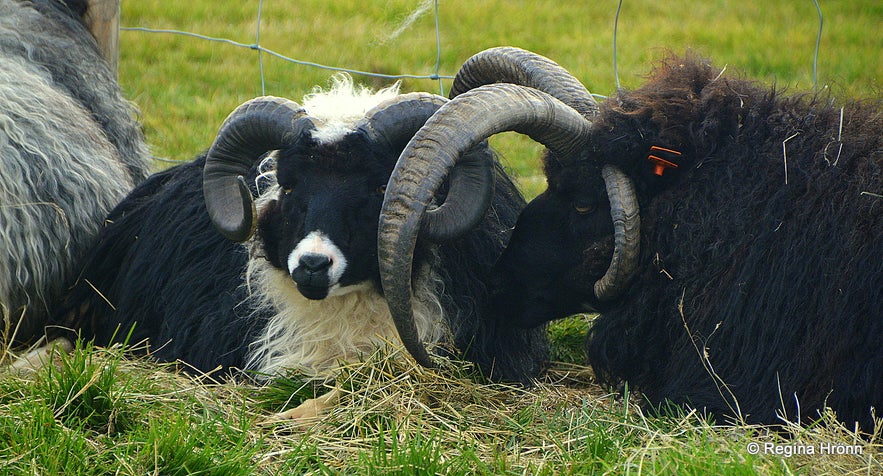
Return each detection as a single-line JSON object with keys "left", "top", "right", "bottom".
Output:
{"left": 1, "top": 0, "right": 149, "bottom": 344}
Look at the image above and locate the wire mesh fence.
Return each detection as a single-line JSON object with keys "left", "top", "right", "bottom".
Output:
{"left": 124, "top": 0, "right": 453, "bottom": 95}
{"left": 122, "top": 0, "right": 835, "bottom": 96}
{"left": 116, "top": 0, "right": 877, "bottom": 166}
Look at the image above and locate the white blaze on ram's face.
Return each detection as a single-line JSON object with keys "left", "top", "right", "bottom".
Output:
{"left": 287, "top": 231, "right": 361, "bottom": 296}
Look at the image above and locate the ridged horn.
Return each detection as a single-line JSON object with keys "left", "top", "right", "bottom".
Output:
{"left": 379, "top": 83, "right": 593, "bottom": 368}
{"left": 594, "top": 165, "right": 641, "bottom": 301}
{"left": 359, "top": 93, "right": 495, "bottom": 242}
{"left": 452, "top": 49, "right": 641, "bottom": 299}
{"left": 203, "top": 96, "right": 315, "bottom": 242}
{"left": 359, "top": 92, "right": 447, "bottom": 151}
{"left": 450, "top": 46, "right": 599, "bottom": 118}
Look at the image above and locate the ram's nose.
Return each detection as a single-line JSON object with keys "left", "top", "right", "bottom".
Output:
{"left": 290, "top": 253, "right": 332, "bottom": 299}
{"left": 299, "top": 253, "right": 332, "bottom": 273}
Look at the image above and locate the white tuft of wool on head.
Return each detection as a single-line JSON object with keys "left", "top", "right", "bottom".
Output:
{"left": 302, "top": 74, "right": 401, "bottom": 144}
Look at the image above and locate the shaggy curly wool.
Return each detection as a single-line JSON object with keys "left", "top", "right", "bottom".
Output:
{"left": 244, "top": 256, "right": 446, "bottom": 378}
{"left": 0, "top": 55, "right": 130, "bottom": 319}
{"left": 302, "top": 74, "right": 401, "bottom": 145}
{"left": 580, "top": 54, "right": 882, "bottom": 430}
{"left": 0, "top": 0, "right": 149, "bottom": 341}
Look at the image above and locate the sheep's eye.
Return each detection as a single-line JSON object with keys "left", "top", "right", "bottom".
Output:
{"left": 573, "top": 202, "right": 595, "bottom": 214}
{"left": 281, "top": 187, "right": 293, "bottom": 195}
{"left": 376, "top": 184, "right": 387, "bottom": 195}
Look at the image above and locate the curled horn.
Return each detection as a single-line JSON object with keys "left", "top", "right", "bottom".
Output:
{"left": 358, "top": 91, "right": 486, "bottom": 366}
{"left": 595, "top": 165, "right": 641, "bottom": 301}
{"left": 379, "top": 83, "right": 594, "bottom": 368}
{"left": 448, "top": 47, "right": 640, "bottom": 299}
{"left": 203, "top": 96, "right": 315, "bottom": 242}
{"left": 450, "top": 46, "right": 599, "bottom": 118}
{"left": 359, "top": 93, "right": 495, "bottom": 242}
{"left": 360, "top": 92, "right": 448, "bottom": 151}
{"left": 361, "top": 92, "right": 497, "bottom": 367}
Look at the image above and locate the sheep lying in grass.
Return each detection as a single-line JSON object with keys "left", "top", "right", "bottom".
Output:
{"left": 381, "top": 47, "right": 882, "bottom": 431}
{"left": 53, "top": 75, "right": 550, "bottom": 418}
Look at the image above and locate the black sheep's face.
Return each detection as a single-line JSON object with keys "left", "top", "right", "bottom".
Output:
{"left": 256, "top": 134, "right": 392, "bottom": 300}
{"left": 492, "top": 163, "right": 615, "bottom": 328}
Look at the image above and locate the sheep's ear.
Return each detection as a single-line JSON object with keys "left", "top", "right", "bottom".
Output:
{"left": 203, "top": 97, "right": 314, "bottom": 242}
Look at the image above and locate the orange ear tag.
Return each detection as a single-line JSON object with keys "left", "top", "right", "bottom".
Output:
{"left": 648, "top": 146, "right": 682, "bottom": 176}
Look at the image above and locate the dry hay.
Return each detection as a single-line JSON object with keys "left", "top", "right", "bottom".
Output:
{"left": 253, "top": 344, "right": 615, "bottom": 471}
{"left": 2, "top": 340, "right": 880, "bottom": 474}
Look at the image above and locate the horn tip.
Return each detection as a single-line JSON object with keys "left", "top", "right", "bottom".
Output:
{"left": 203, "top": 175, "right": 257, "bottom": 243}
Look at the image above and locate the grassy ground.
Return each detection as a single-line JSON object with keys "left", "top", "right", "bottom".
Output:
{"left": 2, "top": 1, "right": 881, "bottom": 474}
{"left": 1, "top": 342, "right": 880, "bottom": 475}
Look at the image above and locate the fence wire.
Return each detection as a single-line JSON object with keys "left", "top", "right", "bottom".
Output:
{"left": 122, "top": 0, "right": 452, "bottom": 97}
{"left": 122, "top": 0, "right": 826, "bottom": 97}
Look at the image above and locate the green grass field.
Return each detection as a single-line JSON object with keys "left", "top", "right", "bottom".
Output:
{"left": 119, "top": 0, "right": 880, "bottom": 195}
{"left": 2, "top": 1, "right": 881, "bottom": 474}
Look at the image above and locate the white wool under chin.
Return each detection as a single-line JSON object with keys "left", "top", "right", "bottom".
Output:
{"left": 301, "top": 73, "right": 401, "bottom": 144}
{"left": 243, "top": 257, "right": 447, "bottom": 380}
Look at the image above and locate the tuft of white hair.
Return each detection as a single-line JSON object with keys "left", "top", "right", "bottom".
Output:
{"left": 243, "top": 256, "right": 447, "bottom": 380}
{"left": 302, "top": 74, "right": 401, "bottom": 144}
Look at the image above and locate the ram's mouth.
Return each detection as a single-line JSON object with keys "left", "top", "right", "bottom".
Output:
{"left": 296, "top": 284, "right": 329, "bottom": 300}
{"left": 290, "top": 265, "right": 332, "bottom": 300}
